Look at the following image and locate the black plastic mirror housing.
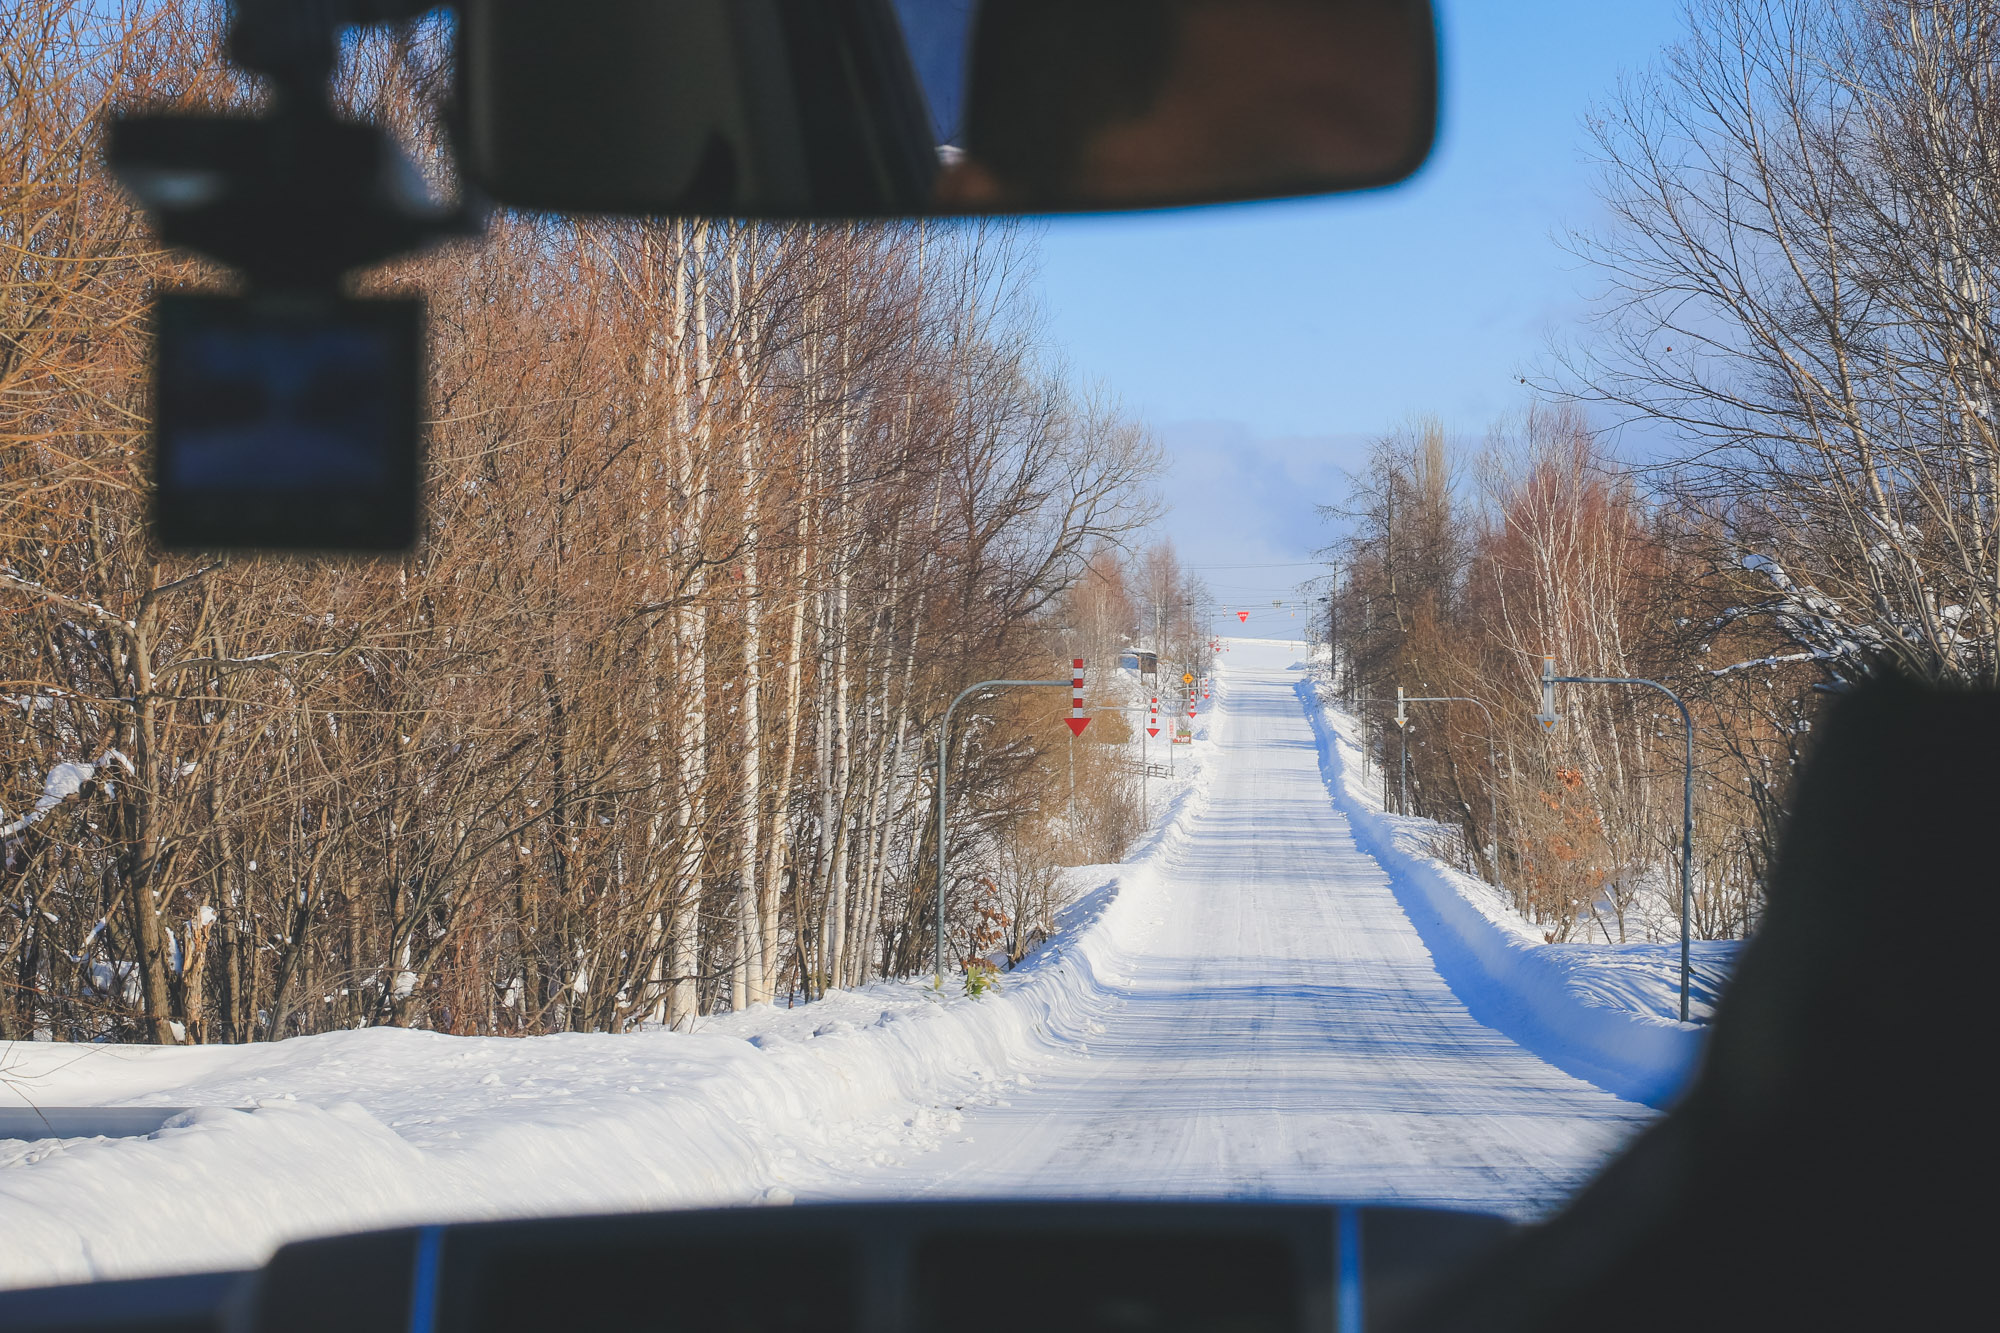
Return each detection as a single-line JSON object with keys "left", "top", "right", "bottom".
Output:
{"left": 458, "top": 0, "right": 940, "bottom": 215}
{"left": 459, "top": 0, "right": 1438, "bottom": 217}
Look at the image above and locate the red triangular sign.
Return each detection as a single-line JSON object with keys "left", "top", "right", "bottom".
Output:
{"left": 1237, "top": 611, "right": 1249, "bottom": 623}
{"left": 1065, "top": 717, "right": 1091, "bottom": 736}
{"left": 1147, "top": 727, "right": 1160, "bottom": 738}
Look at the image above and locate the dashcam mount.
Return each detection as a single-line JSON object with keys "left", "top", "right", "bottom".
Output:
{"left": 110, "top": 2, "right": 475, "bottom": 555}
{"left": 108, "top": 0, "right": 477, "bottom": 295}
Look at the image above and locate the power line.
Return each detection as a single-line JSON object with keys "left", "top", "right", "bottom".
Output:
{"left": 1185, "top": 561, "right": 1328, "bottom": 571}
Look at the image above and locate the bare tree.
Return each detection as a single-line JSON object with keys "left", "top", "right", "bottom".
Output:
{"left": 1561, "top": 0, "right": 2000, "bottom": 686}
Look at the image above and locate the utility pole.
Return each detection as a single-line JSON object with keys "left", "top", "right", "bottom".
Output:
{"left": 1537, "top": 656, "right": 1698, "bottom": 1022}
{"left": 1396, "top": 687, "right": 1410, "bottom": 813}
{"left": 1397, "top": 690, "right": 1505, "bottom": 886}
{"left": 1144, "top": 693, "right": 1160, "bottom": 825}
{"left": 1067, "top": 730, "right": 1076, "bottom": 825}
{"left": 935, "top": 666, "right": 1089, "bottom": 984}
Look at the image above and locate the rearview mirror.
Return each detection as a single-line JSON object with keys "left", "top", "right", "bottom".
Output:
{"left": 459, "top": 0, "right": 1439, "bottom": 216}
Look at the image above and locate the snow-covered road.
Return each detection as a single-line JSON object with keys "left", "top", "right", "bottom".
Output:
{"left": 0, "top": 640, "right": 1654, "bottom": 1290}
{"left": 819, "top": 640, "right": 1649, "bottom": 1210}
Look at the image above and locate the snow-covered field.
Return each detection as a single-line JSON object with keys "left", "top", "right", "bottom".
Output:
{"left": 0, "top": 640, "right": 1687, "bottom": 1292}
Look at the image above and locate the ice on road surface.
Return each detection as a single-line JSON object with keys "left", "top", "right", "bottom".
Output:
{"left": 0, "top": 640, "right": 1653, "bottom": 1290}
{"left": 818, "top": 639, "right": 1650, "bottom": 1207}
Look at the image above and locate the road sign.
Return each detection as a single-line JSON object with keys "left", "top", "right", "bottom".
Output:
{"left": 1236, "top": 611, "right": 1249, "bottom": 623}
{"left": 1182, "top": 672, "right": 1193, "bottom": 685}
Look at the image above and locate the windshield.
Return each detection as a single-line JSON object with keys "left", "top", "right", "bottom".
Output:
{"left": 0, "top": 0, "right": 1925, "bottom": 1302}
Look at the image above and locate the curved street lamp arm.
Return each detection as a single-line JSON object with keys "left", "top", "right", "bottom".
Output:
{"left": 936, "top": 679, "right": 1069, "bottom": 982}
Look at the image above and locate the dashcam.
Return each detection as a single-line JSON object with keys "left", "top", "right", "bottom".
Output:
{"left": 152, "top": 294, "right": 422, "bottom": 553}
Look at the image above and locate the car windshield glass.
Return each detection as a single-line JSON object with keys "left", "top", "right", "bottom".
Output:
{"left": 2, "top": 0, "right": 1948, "bottom": 1316}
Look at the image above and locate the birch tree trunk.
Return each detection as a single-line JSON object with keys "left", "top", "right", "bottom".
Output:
{"left": 732, "top": 236, "right": 767, "bottom": 1009}
{"left": 667, "top": 219, "right": 712, "bottom": 1028}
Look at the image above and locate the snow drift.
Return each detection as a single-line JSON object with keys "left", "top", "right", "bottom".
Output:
{"left": 0, "top": 723, "right": 1217, "bottom": 1292}
{"left": 1295, "top": 677, "right": 1710, "bottom": 1109}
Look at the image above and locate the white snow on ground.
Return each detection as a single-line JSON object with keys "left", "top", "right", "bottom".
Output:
{"left": 1296, "top": 672, "right": 1722, "bottom": 1107}
{"left": 0, "top": 640, "right": 1660, "bottom": 1292}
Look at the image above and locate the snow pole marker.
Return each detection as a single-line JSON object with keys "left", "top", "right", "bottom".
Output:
{"left": 1065, "top": 659, "right": 1090, "bottom": 737}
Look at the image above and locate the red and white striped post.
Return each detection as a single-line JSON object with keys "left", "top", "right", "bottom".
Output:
{"left": 1141, "top": 693, "right": 1159, "bottom": 824}
{"left": 1065, "top": 659, "right": 1090, "bottom": 737}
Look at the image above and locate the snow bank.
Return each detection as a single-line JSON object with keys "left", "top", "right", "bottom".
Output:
{"left": 0, "top": 715, "right": 1220, "bottom": 1292}
{"left": 1294, "top": 678, "right": 1711, "bottom": 1110}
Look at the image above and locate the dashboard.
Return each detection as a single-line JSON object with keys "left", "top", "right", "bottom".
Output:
{"left": 0, "top": 1201, "right": 1511, "bottom": 1333}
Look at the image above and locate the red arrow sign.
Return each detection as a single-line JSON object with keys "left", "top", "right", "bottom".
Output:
{"left": 1147, "top": 727, "right": 1159, "bottom": 738}
{"left": 1236, "top": 610, "right": 1249, "bottom": 623}
{"left": 1065, "top": 717, "right": 1090, "bottom": 737}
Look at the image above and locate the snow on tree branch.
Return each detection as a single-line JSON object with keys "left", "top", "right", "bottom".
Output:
{"left": 0, "top": 749, "right": 129, "bottom": 839}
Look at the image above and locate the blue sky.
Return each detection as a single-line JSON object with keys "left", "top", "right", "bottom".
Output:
{"left": 1024, "top": 0, "right": 1690, "bottom": 634}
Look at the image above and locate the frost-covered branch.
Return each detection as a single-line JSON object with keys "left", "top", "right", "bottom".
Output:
{"left": 0, "top": 569, "right": 133, "bottom": 633}
{"left": 1706, "top": 652, "right": 1823, "bottom": 678}
{"left": 152, "top": 647, "right": 349, "bottom": 681}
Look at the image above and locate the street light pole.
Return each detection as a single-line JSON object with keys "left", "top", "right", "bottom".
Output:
{"left": 1398, "top": 691, "right": 1504, "bottom": 886}
{"left": 936, "top": 675, "right": 1076, "bottom": 984}
{"left": 1537, "top": 656, "right": 1698, "bottom": 1022}
{"left": 1396, "top": 686, "right": 1411, "bottom": 813}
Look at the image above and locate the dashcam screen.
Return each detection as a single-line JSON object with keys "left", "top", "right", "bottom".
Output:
{"left": 154, "top": 295, "right": 421, "bottom": 551}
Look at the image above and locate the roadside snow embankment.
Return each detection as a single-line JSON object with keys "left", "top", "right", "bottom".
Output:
{"left": 0, "top": 748, "right": 1218, "bottom": 1292}
{"left": 1295, "top": 678, "right": 1720, "bottom": 1109}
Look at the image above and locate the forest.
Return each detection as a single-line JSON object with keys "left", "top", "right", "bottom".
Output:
{"left": 0, "top": 1, "right": 1196, "bottom": 1043}
{"left": 1324, "top": 0, "right": 2000, "bottom": 945}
